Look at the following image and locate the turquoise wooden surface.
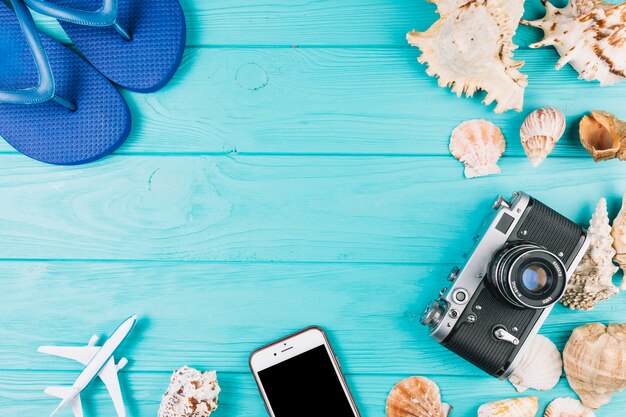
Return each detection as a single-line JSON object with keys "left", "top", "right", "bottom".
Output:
{"left": 2, "top": 1, "right": 626, "bottom": 416}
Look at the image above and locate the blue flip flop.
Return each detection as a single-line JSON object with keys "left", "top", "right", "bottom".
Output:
{"left": 24, "top": 0, "right": 186, "bottom": 93}
{"left": 0, "top": 0, "right": 131, "bottom": 165}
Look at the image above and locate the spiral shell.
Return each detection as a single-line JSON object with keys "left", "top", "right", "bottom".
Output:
{"left": 544, "top": 397, "right": 595, "bottom": 417}
{"left": 386, "top": 376, "right": 451, "bottom": 417}
{"left": 563, "top": 323, "right": 626, "bottom": 409}
{"left": 449, "top": 119, "right": 506, "bottom": 178}
{"left": 158, "top": 366, "right": 220, "bottom": 417}
{"left": 520, "top": 107, "right": 566, "bottom": 167}
{"left": 611, "top": 192, "right": 626, "bottom": 289}
{"left": 561, "top": 198, "right": 619, "bottom": 311}
{"left": 477, "top": 397, "right": 538, "bottom": 417}
{"left": 508, "top": 335, "right": 562, "bottom": 393}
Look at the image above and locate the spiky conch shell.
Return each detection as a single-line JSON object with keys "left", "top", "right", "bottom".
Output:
{"left": 477, "top": 397, "right": 538, "bottom": 417}
{"left": 579, "top": 111, "right": 626, "bottom": 162}
{"left": 611, "top": 192, "right": 626, "bottom": 289}
{"left": 386, "top": 376, "right": 452, "bottom": 417}
{"left": 560, "top": 198, "right": 619, "bottom": 311}
{"left": 544, "top": 397, "right": 596, "bottom": 417}
{"left": 449, "top": 119, "right": 506, "bottom": 178}
{"left": 563, "top": 323, "right": 626, "bottom": 409}
{"left": 520, "top": 107, "right": 566, "bottom": 167}
{"left": 407, "top": 0, "right": 527, "bottom": 113}
{"left": 508, "top": 335, "right": 562, "bottom": 393}
{"left": 522, "top": 0, "right": 626, "bottom": 85}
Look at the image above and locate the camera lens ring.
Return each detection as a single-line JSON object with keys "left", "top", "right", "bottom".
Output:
{"left": 489, "top": 244, "right": 567, "bottom": 309}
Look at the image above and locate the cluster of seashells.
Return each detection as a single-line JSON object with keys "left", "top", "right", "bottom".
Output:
{"left": 386, "top": 323, "right": 626, "bottom": 415}
{"left": 449, "top": 107, "right": 566, "bottom": 179}
{"left": 407, "top": 0, "right": 626, "bottom": 113}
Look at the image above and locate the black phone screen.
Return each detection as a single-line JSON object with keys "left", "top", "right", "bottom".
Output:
{"left": 258, "top": 345, "right": 356, "bottom": 417}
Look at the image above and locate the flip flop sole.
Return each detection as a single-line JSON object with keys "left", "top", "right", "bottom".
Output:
{"left": 55, "top": 0, "right": 186, "bottom": 93}
{"left": 0, "top": 2, "right": 131, "bottom": 165}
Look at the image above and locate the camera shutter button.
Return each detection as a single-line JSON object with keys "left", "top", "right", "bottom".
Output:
{"left": 453, "top": 289, "right": 469, "bottom": 304}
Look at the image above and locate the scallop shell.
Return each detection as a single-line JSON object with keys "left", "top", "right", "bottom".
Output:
{"left": 563, "top": 323, "right": 626, "bottom": 409}
{"left": 544, "top": 397, "right": 595, "bottom": 417}
{"left": 158, "top": 366, "right": 220, "bottom": 417}
{"left": 449, "top": 119, "right": 506, "bottom": 178}
{"left": 520, "top": 107, "right": 566, "bottom": 167}
{"left": 386, "top": 376, "right": 451, "bottom": 417}
{"left": 560, "top": 198, "right": 619, "bottom": 311}
{"left": 407, "top": 0, "right": 527, "bottom": 113}
{"left": 477, "top": 397, "right": 539, "bottom": 417}
{"left": 508, "top": 335, "right": 562, "bottom": 393}
{"left": 522, "top": 0, "right": 626, "bottom": 86}
{"left": 611, "top": 192, "right": 626, "bottom": 289}
{"left": 579, "top": 111, "right": 626, "bottom": 162}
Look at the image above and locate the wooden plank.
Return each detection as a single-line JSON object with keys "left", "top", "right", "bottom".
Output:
{"left": 29, "top": 0, "right": 609, "bottom": 47}
{"left": 2, "top": 370, "right": 624, "bottom": 416}
{"left": 2, "top": 47, "right": 624, "bottom": 156}
{"left": 0, "top": 261, "right": 622, "bottom": 375}
{"left": 0, "top": 155, "right": 624, "bottom": 262}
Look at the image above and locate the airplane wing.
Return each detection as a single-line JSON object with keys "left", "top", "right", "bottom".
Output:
{"left": 45, "top": 387, "right": 84, "bottom": 417}
{"left": 98, "top": 359, "right": 126, "bottom": 417}
{"left": 37, "top": 346, "right": 100, "bottom": 365}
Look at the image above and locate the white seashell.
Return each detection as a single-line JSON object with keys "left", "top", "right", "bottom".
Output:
{"left": 544, "top": 397, "right": 595, "bottom": 417}
{"left": 579, "top": 111, "right": 626, "bottom": 162}
{"left": 611, "top": 192, "right": 626, "bottom": 289}
{"left": 449, "top": 119, "right": 506, "bottom": 178}
{"left": 158, "top": 366, "right": 220, "bottom": 417}
{"left": 477, "top": 396, "right": 538, "bottom": 417}
{"left": 508, "top": 335, "right": 562, "bottom": 393}
{"left": 386, "top": 376, "right": 452, "bottom": 417}
{"left": 520, "top": 107, "right": 566, "bottom": 167}
{"left": 560, "top": 198, "right": 619, "bottom": 311}
{"left": 522, "top": 0, "right": 626, "bottom": 86}
{"left": 563, "top": 323, "right": 626, "bottom": 409}
{"left": 407, "top": 0, "right": 527, "bottom": 113}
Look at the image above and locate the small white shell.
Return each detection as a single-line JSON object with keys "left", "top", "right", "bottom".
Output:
{"left": 544, "top": 397, "right": 595, "bottom": 417}
{"left": 449, "top": 119, "right": 506, "bottom": 178}
{"left": 508, "top": 335, "right": 562, "bottom": 393}
{"left": 158, "top": 366, "right": 220, "bottom": 417}
{"left": 520, "top": 107, "right": 566, "bottom": 167}
{"left": 386, "top": 376, "right": 451, "bottom": 417}
{"left": 477, "top": 396, "right": 538, "bottom": 417}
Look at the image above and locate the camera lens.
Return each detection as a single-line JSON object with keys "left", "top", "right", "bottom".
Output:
{"left": 489, "top": 244, "right": 567, "bottom": 309}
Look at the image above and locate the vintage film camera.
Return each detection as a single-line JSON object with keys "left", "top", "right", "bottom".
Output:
{"left": 421, "top": 192, "right": 590, "bottom": 379}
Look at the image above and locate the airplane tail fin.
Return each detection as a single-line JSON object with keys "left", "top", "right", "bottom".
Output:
{"left": 45, "top": 387, "right": 84, "bottom": 417}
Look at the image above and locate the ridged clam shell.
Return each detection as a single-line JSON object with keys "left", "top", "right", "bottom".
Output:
{"left": 407, "top": 0, "right": 527, "bottom": 113}
{"left": 544, "top": 397, "right": 595, "bottom": 417}
{"left": 563, "top": 323, "right": 626, "bottom": 409}
{"left": 522, "top": 0, "right": 626, "bottom": 86}
{"left": 477, "top": 396, "right": 538, "bottom": 417}
{"left": 508, "top": 335, "right": 562, "bottom": 393}
{"left": 158, "top": 366, "right": 220, "bottom": 417}
{"left": 560, "top": 198, "right": 619, "bottom": 311}
{"left": 449, "top": 119, "right": 506, "bottom": 178}
{"left": 520, "top": 107, "right": 566, "bottom": 167}
{"left": 386, "top": 376, "right": 451, "bottom": 417}
{"left": 579, "top": 111, "right": 626, "bottom": 162}
{"left": 611, "top": 192, "right": 626, "bottom": 290}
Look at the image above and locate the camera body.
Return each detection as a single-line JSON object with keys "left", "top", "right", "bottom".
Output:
{"left": 421, "top": 192, "right": 590, "bottom": 379}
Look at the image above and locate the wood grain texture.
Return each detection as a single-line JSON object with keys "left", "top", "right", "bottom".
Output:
{"left": 2, "top": 261, "right": 624, "bottom": 416}
{"left": 3, "top": 47, "right": 625, "bottom": 156}
{"left": 0, "top": 155, "right": 625, "bottom": 262}
{"left": 29, "top": 0, "right": 619, "bottom": 47}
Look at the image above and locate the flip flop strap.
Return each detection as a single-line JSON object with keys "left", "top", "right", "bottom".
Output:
{"left": 24, "top": 0, "right": 118, "bottom": 27}
{"left": 0, "top": 0, "right": 55, "bottom": 105}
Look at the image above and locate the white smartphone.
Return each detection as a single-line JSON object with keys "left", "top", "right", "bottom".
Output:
{"left": 249, "top": 326, "right": 361, "bottom": 417}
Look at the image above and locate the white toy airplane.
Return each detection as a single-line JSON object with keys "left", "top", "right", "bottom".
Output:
{"left": 38, "top": 315, "right": 138, "bottom": 417}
